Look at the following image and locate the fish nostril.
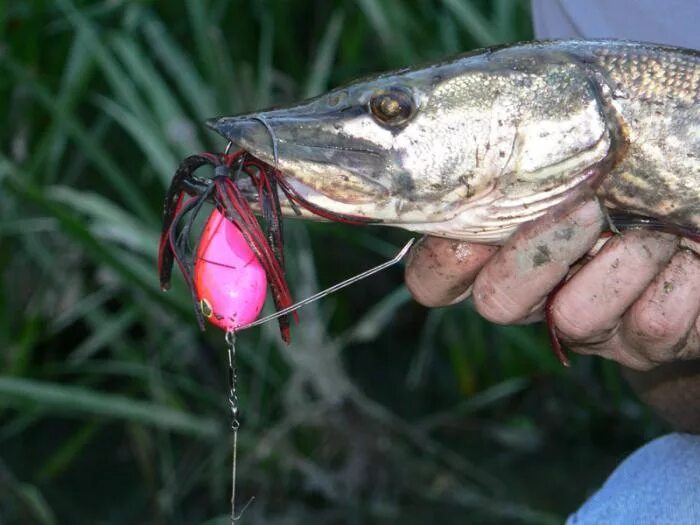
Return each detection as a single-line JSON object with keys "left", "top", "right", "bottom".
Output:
{"left": 327, "top": 90, "right": 348, "bottom": 107}
{"left": 205, "top": 116, "right": 250, "bottom": 138}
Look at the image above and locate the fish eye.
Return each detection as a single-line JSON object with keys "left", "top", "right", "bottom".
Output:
{"left": 369, "top": 87, "right": 415, "bottom": 127}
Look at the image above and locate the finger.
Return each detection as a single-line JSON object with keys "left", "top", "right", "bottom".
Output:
{"left": 405, "top": 236, "right": 498, "bottom": 307}
{"left": 472, "top": 198, "right": 603, "bottom": 324}
{"left": 550, "top": 231, "right": 678, "bottom": 345}
{"left": 566, "top": 330, "right": 656, "bottom": 369}
{"left": 622, "top": 250, "right": 700, "bottom": 364}
{"left": 576, "top": 307, "right": 700, "bottom": 371}
{"left": 680, "top": 237, "right": 700, "bottom": 255}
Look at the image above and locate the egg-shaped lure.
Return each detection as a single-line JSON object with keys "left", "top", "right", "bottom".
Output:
{"left": 194, "top": 209, "right": 267, "bottom": 331}
{"left": 159, "top": 150, "right": 372, "bottom": 341}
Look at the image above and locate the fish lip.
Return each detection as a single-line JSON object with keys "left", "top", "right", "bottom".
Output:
{"left": 233, "top": 175, "right": 337, "bottom": 221}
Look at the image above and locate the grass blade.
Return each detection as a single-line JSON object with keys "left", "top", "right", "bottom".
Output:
{"left": 49, "top": 185, "right": 158, "bottom": 256}
{"left": 2, "top": 167, "right": 189, "bottom": 315}
{"left": 142, "top": 17, "right": 217, "bottom": 120}
{"left": 441, "top": 0, "right": 500, "bottom": 46}
{"left": 95, "top": 96, "right": 178, "bottom": 184}
{"left": 304, "top": 10, "right": 345, "bottom": 98}
{"left": 0, "top": 376, "right": 220, "bottom": 438}
{"left": 0, "top": 56, "right": 154, "bottom": 220}
{"left": 110, "top": 34, "right": 203, "bottom": 156}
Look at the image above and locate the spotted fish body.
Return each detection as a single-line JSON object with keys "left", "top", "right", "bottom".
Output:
{"left": 590, "top": 43, "right": 699, "bottom": 230}
{"left": 207, "top": 40, "right": 700, "bottom": 243}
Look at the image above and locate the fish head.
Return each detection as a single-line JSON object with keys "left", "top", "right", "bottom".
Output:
{"left": 207, "top": 45, "right": 613, "bottom": 241}
{"left": 207, "top": 67, "right": 454, "bottom": 219}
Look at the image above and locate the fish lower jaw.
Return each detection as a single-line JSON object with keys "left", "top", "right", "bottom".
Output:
{"left": 394, "top": 219, "right": 521, "bottom": 244}
{"left": 398, "top": 179, "right": 597, "bottom": 243}
{"left": 393, "top": 199, "right": 563, "bottom": 243}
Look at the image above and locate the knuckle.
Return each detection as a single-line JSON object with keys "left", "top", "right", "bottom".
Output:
{"left": 551, "top": 303, "right": 601, "bottom": 342}
{"left": 405, "top": 275, "right": 445, "bottom": 308}
{"left": 630, "top": 305, "right": 686, "bottom": 349}
{"left": 676, "top": 333, "right": 700, "bottom": 360}
{"left": 472, "top": 278, "right": 526, "bottom": 324}
{"left": 624, "top": 316, "right": 693, "bottom": 365}
{"left": 616, "top": 351, "right": 657, "bottom": 371}
{"left": 567, "top": 338, "right": 656, "bottom": 370}
{"left": 636, "top": 313, "right": 679, "bottom": 343}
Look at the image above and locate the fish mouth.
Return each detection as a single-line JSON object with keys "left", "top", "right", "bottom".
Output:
{"left": 231, "top": 172, "right": 344, "bottom": 221}
{"left": 206, "top": 108, "right": 390, "bottom": 205}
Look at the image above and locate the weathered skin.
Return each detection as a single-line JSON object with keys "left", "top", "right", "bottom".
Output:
{"left": 207, "top": 40, "right": 700, "bottom": 242}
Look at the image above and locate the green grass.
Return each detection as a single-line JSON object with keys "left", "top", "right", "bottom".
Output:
{"left": 0, "top": 1, "right": 665, "bottom": 523}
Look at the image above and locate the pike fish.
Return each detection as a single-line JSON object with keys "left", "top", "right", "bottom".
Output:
{"left": 207, "top": 40, "right": 700, "bottom": 243}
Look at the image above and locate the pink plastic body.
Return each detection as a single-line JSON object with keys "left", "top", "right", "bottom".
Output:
{"left": 194, "top": 209, "right": 267, "bottom": 330}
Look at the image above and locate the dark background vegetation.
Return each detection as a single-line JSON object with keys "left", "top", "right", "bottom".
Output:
{"left": 0, "top": 1, "right": 668, "bottom": 523}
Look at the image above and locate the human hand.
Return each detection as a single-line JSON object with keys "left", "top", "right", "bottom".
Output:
{"left": 405, "top": 198, "right": 700, "bottom": 370}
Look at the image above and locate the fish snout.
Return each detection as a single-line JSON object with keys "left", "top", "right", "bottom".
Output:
{"left": 206, "top": 111, "right": 390, "bottom": 205}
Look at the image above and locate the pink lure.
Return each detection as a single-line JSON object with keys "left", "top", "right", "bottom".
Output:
{"left": 194, "top": 209, "right": 267, "bottom": 330}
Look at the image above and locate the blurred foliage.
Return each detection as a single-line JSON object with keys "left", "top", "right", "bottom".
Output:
{"left": 0, "top": 1, "right": 667, "bottom": 523}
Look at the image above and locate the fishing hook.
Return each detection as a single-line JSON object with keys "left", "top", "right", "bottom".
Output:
{"left": 235, "top": 238, "right": 415, "bottom": 331}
